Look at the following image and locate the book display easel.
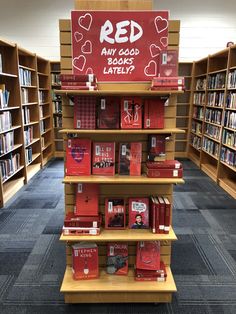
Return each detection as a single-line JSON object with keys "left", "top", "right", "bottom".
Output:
{"left": 188, "top": 46, "right": 236, "bottom": 198}
{"left": 58, "top": 0, "right": 184, "bottom": 304}
{"left": 50, "top": 61, "right": 63, "bottom": 157}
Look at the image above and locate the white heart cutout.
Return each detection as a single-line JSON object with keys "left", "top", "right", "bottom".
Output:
{"left": 149, "top": 44, "right": 161, "bottom": 58}
{"left": 144, "top": 60, "right": 157, "bottom": 77}
{"left": 78, "top": 13, "right": 92, "bottom": 31}
{"left": 81, "top": 40, "right": 92, "bottom": 54}
{"left": 155, "top": 16, "right": 168, "bottom": 34}
{"left": 72, "top": 55, "right": 86, "bottom": 71}
{"left": 160, "top": 37, "right": 168, "bottom": 47}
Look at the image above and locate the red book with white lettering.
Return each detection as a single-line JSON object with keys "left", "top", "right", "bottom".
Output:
{"left": 129, "top": 198, "right": 149, "bottom": 229}
{"left": 72, "top": 242, "right": 99, "bottom": 280}
{"left": 157, "top": 197, "right": 165, "bottom": 234}
{"left": 163, "top": 197, "right": 171, "bottom": 234}
{"left": 136, "top": 241, "right": 161, "bottom": 270}
{"left": 107, "top": 243, "right": 128, "bottom": 275}
{"left": 144, "top": 99, "right": 165, "bottom": 129}
{"left": 146, "top": 167, "right": 183, "bottom": 178}
{"left": 92, "top": 142, "right": 115, "bottom": 175}
{"left": 159, "top": 50, "right": 178, "bottom": 77}
{"left": 120, "top": 97, "right": 142, "bottom": 129}
{"left": 65, "top": 138, "right": 91, "bottom": 176}
{"left": 60, "top": 74, "right": 97, "bottom": 83}
{"left": 105, "top": 198, "right": 126, "bottom": 229}
{"left": 154, "top": 196, "right": 160, "bottom": 234}
{"left": 75, "top": 183, "right": 99, "bottom": 216}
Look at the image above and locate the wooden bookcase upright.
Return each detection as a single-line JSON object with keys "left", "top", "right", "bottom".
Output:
{"left": 58, "top": 0, "right": 184, "bottom": 304}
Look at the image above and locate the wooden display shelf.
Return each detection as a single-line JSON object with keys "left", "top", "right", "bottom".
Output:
{"left": 41, "top": 128, "right": 52, "bottom": 135}
{"left": 27, "top": 163, "right": 41, "bottom": 181}
{"left": 25, "top": 138, "right": 40, "bottom": 148}
{"left": 56, "top": 90, "right": 184, "bottom": 96}
{"left": 0, "top": 72, "right": 18, "bottom": 78}
{"left": 41, "top": 114, "right": 51, "bottom": 120}
{"left": 22, "top": 102, "right": 38, "bottom": 106}
{"left": 218, "top": 177, "right": 236, "bottom": 199}
{"left": 189, "top": 143, "right": 201, "bottom": 152}
{"left": 2, "top": 176, "right": 25, "bottom": 207}
{"left": 220, "top": 160, "right": 236, "bottom": 173}
{"left": 60, "top": 227, "right": 177, "bottom": 242}
{"left": 60, "top": 128, "right": 185, "bottom": 135}
{"left": 224, "top": 126, "right": 236, "bottom": 132}
{"left": 61, "top": 267, "right": 176, "bottom": 303}
{"left": 0, "top": 144, "right": 22, "bottom": 158}
{"left": 192, "top": 117, "right": 203, "bottom": 122}
{"left": 0, "top": 106, "right": 20, "bottom": 111}
{"left": 2, "top": 165, "right": 24, "bottom": 184}
{"left": 19, "top": 65, "right": 36, "bottom": 72}
{"left": 63, "top": 175, "right": 185, "bottom": 185}
{"left": 204, "top": 120, "right": 221, "bottom": 128}
{"left": 188, "top": 152, "right": 201, "bottom": 167}
{"left": 201, "top": 163, "right": 217, "bottom": 181}
{"left": 0, "top": 125, "right": 21, "bottom": 135}
{"left": 202, "top": 148, "right": 219, "bottom": 161}
{"left": 207, "top": 88, "right": 225, "bottom": 91}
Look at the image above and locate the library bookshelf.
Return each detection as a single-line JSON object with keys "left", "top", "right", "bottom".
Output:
{"left": 50, "top": 61, "right": 63, "bottom": 158}
{"left": 58, "top": 0, "right": 183, "bottom": 304}
{"left": 188, "top": 46, "right": 236, "bottom": 198}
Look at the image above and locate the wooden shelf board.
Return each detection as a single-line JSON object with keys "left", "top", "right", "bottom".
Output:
{"left": 201, "top": 163, "right": 217, "bottom": 181}
{"left": 207, "top": 88, "right": 225, "bottom": 91}
{"left": 195, "top": 73, "right": 207, "bottom": 78}
{"left": 188, "top": 153, "right": 200, "bottom": 167}
{"left": 54, "top": 139, "right": 63, "bottom": 142}
{"left": 193, "top": 103, "right": 204, "bottom": 107}
{"left": 206, "top": 105, "right": 223, "bottom": 110}
{"left": 27, "top": 153, "right": 41, "bottom": 166}
{"left": 230, "top": 65, "right": 236, "bottom": 70}
{"left": 225, "top": 107, "right": 236, "bottom": 111}
{"left": 41, "top": 114, "right": 51, "bottom": 120}
{"left": 41, "top": 128, "right": 52, "bottom": 135}
{"left": 2, "top": 176, "right": 25, "bottom": 205}
{"left": 20, "top": 85, "right": 37, "bottom": 89}
{"left": 220, "top": 160, "right": 236, "bottom": 173}
{"left": 38, "top": 72, "right": 48, "bottom": 77}
{"left": 39, "top": 102, "right": 50, "bottom": 106}
{"left": 224, "top": 126, "right": 236, "bottom": 133}
{"left": 19, "top": 65, "right": 36, "bottom": 72}
{"left": 56, "top": 90, "right": 184, "bottom": 96}
{"left": 192, "top": 117, "right": 203, "bottom": 123}
{"left": 22, "top": 102, "right": 38, "bottom": 106}
{"left": 203, "top": 133, "right": 220, "bottom": 143}
{"left": 227, "top": 87, "right": 236, "bottom": 90}
{"left": 0, "top": 144, "right": 22, "bottom": 158}
{"left": 54, "top": 151, "right": 64, "bottom": 158}
{"left": 52, "top": 84, "right": 61, "bottom": 87}
{"left": 189, "top": 143, "right": 201, "bottom": 152}
{"left": 0, "top": 72, "right": 17, "bottom": 78}
{"left": 191, "top": 131, "right": 202, "bottom": 138}
{"left": 24, "top": 121, "right": 38, "bottom": 127}
{"left": 176, "top": 116, "right": 189, "bottom": 119}
{"left": 25, "top": 138, "right": 40, "bottom": 148}
{"left": 39, "top": 88, "right": 49, "bottom": 91}
{"left": 63, "top": 175, "right": 184, "bottom": 185}
{"left": 222, "top": 142, "right": 236, "bottom": 151}
{"left": 202, "top": 148, "right": 219, "bottom": 161}
{"left": 193, "top": 89, "right": 206, "bottom": 92}
{"left": 60, "top": 227, "right": 177, "bottom": 242}
{"left": 27, "top": 163, "right": 41, "bottom": 181}
{"left": 204, "top": 120, "right": 221, "bottom": 128}
{"left": 42, "top": 142, "right": 52, "bottom": 151}
{"left": 177, "top": 102, "right": 189, "bottom": 106}
{"left": 176, "top": 139, "right": 187, "bottom": 142}
{"left": 0, "top": 106, "right": 20, "bottom": 111}
{"left": 2, "top": 165, "right": 24, "bottom": 184}
{"left": 60, "top": 128, "right": 185, "bottom": 135}
{"left": 0, "top": 125, "right": 21, "bottom": 135}
{"left": 208, "top": 68, "right": 227, "bottom": 75}
{"left": 218, "top": 178, "right": 236, "bottom": 199}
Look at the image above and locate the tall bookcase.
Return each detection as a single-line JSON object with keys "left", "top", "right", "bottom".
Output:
{"left": 58, "top": 0, "right": 184, "bottom": 304}
{"left": 50, "top": 61, "right": 63, "bottom": 157}
{"left": 188, "top": 47, "right": 236, "bottom": 198}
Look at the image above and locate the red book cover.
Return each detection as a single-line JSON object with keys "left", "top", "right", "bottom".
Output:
{"left": 72, "top": 242, "right": 99, "bottom": 280}
{"left": 61, "top": 81, "right": 97, "bottom": 86}
{"left": 147, "top": 168, "right": 183, "bottom": 178}
{"left": 63, "top": 226, "right": 100, "bottom": 236}
{"left": 92, "top": 142, "right": 115, "bottom": 176}
{"left": 97, "top": 97, "right": 120, "bottom": 129}
{"left": 105, "top": 198, "right": 126, "bottom": 229}
{"left": 151, "top": 86, "right": 184, "bottom": 91}
{"left": 146, "top": 160, "right": 182, "bottom": 169}
{"left": 62, "top": 86, "right": 98, "bottom": 90}
{"left": 159, "top": 50, "right": 179, "bottom": 77}
{"left": 147, "top": 135, "right": 166, "bottom": 161}
{"left": 136, "top": 241, "right": 161, "bottom": 270}
{"left": 107, "top": 243, "right": 128, "bottom": 275}
{"left": 163, "top": 197, "right": 171, "bottom": 234}
{"left": 64, "top": 212, "right": 102, "bottom": 228}
{"left": 150, "top": 196, "right": 156, "bottom": 233}
{"left": 144, "top": 99, "right": 165, "bottom": 129}
{"left": 120, "top": 97, "right": 142, "bottom": 129}
{"left": 60, "top": 74, "right": 96, "bottom": 82}
{"left": 129, "top": 198, "right": 149, "bottom": 229}
{"left": 135, "top": 261, "right": 167, "bottom": 281}
{"left": 74, "top": 96, "right": 96, "bottom": 129}
{"left": 157, "top": 197, "right": 165, "bottom": 234}
{"left": 118, "top": 142, "right": 142, "bottom": 176}
{"left": 65, "top": 138, "right": 91, "bottom": 176}
{"left": 152, "top": 77, "right": 185, "bottom": 87}
{"left": 75, "top": 183, "right": 99, "bottom": 216}
{"left": 154, "top": 196, "right": 160, "bottom": 234}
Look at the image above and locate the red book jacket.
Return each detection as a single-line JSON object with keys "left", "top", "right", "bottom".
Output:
{"left": 105, "top": 198, "right": 126, "bottom": 229}
{"left": 65, "top": 138, "right": 91, "bottom": 176}
{"left": 152, "top": 76, "right": 185, "bottom": 87}
{"left": 120, "top": 97, "right": 142, "bottom": 129}
{"left": 144, "top": 99, "right": 165, "bottom": 129}
{"left": 146, "top": 168, "right": 183, "bottom": 178}
{"left": 64, "top": 212, "right": 102, "bottom": 228}
{"left": 129, "top": 198, "right": 149, "bottom": 229}
{"left": 159, "top": 50, "right": 178, "bottom": 77}
{"left": 118, "top": 142, "right": 142, "bottom": 176}
{"left": 92, "top": 142, "right": 115, "bottom": 176}
{"left": 135, "top": 261, "right": 167, "bottom": 281}
{"left": 107, "top": 243, "right": 128, "bottom": 275}
{"left": 60, "top": 74, "right": 96, "bottom": 82}
{"left": 75, "top": 183, "right": 99, "bottom": 216}
{"left": 147, "top": 135, "right": 166, "bottom": 161}
{"left": 136, "top": 241, "right": 161, "bottom": 270}
{"left": 146, "top": 160, "right": 182, "bottom": 169}
{"left": 163, "top": 197, "right": 171, "bottom": 234}
{"left": 72, "top": 242, "right": 99, "bottom": 280}
{"left": 74, "top": 96, "right": 96, "bottom": 129}
{"left": 97, "top": 97, "right": 120, "bottom": 129}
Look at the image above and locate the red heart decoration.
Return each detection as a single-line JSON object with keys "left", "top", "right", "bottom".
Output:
{"left": 78, "top": 13, "right": 92, "bottom": 31}
{"left": 74, "top": 32, "right": 83, "bottom": 43}
{"left": 82, "top": 40, "right": 92, "bottom": 54}
{"left": 155, "top": 16, "right": 168, "bottom": 33}
{"left": 72, "top": 55, "right": 86, "bottom": 71}
{"left": 150, "top": 44, "right": 161, "bottom": 57}
{"left": 144, "top": 61, "right": 157, "bottom": 76}
{"left": 160, "top": 37, "right": 168, "bottom": 47}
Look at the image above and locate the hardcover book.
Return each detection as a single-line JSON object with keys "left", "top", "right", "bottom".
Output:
{"left": 63, "top": 226, "right": 100, "bottom": 236}
{"left": 147, "top": 135, "right": 166, "bottom": 161}
{"left": 72, "top": 242, "right": 99, "bottom": 280}
{"left": 152, "top": 76, "right": 185, "bottom": 87}
{"left": 120, "top": 97, "right": 142, "bottom": 129}
{"left": 92, "top": 142, "right": 115, "bottom": 176}
{"left": 159, "top": 50, "right": 178, "bottom": 77}
{"left": 144, "top": 99, "right": 165, "bottom": 129}
{"left": 60, "top": 74, "right": 96, "bottom": 83}
{"left": 64, "top": 212, "right": 102, "bottom": 228}
{"left": 97, "top": 97, "right": 120, "bottom": 129}
{"left": 146, "top": 160, "right": 182, "bottom": 169}
{"left": 163, "top": 197, "right": 171, "bottom": 234}
{"left": 135, "top": 261, "right": 167, "bottom": 281}
{"left": 74, "top": 96, "right": 96, "bottom": 129}
{"left": 75, "top": 183, "right": 99, "bottom": 216}
{"left": 105, "top": 198, "right": 126, "bottom": 229}
{"left": 136, "top": 241, "right": 161, "bottom": 270}
{"left": 65, "top": 138, "right": 91, "bottom": 176}
{"left": 129, "top": 198, "right": 149, "bottom": 229}
{"left": 118, "top": 142, "right": 142, "bottom": 176}
{"left": 107, "top": 243, "right": 128, "bottom": 275}
{"left": 146, "top": 168, "right": 183, "bottom": 178}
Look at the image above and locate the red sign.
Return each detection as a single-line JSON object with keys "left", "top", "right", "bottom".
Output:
{"left": 71, "top": 11, "right": 169, "bottom": 82}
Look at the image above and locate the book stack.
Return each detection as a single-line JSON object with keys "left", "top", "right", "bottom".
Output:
{"left": 0, "top": 153, "right": 21, "bottom": 182}
{"left": 0, "top": 84, "right": 10, "bottom": 108}
{"left": 147, "top": 134, "right": 167, "bottom": 162}
{"left": 150, "top": 76, "right": 185, "bottom": 91}
{"left": 150, "top": 196, "right": 171, "bottom": 234}
{"left": 60, "top": 74, "right": 98, "bottom": 90}
{"left": 146, "top": 160, "right": 183, "bottom": 178}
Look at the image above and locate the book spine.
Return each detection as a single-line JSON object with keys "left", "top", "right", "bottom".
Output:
{"left": 61, "top": 81, "right": 97, "bottom": 86}
{"left": 158, "top": 197, "right": 165, "bottom": 234}
{"left": 61, "top": 86, "right": 98, "bottom": 90}
{"left": 164, "top": 198, "right": 171, "bottom": 234}
{"left": 60, "top": 74, "right": 96, "bottom": 82}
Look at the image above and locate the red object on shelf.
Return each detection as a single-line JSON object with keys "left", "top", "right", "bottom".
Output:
{"left": 92, "top": 142, "right": 115, "bottom": 176}
{"left": 62, "top": 226, "right": 100, "bottom": 236}
{"left": 75, "top": 183, "right": 99, "bottom": 216}
{"left": 146, "top": 160, "right": 182, "bottom": 169}
{"left": 151, "top": 76, "right": 185, "bottom": 87}
{"left": 129, "top": 198, "right": 149, "bottom": 229}
{"left": 163, "top": 197, "right": 171, "bottom": 234}
{"left": 135, "top": 261, "right": 167, "bottom": 281}
{"left": 147, "top": 135, "right": 166, "bottom": 161}
{"left": 97, "top": 97, "right": 120, "bottom": 129}
{"left": 105, "top": 198, "right": 126, "bottom": 230}
{"left": 120, "top": 97, "right": 142, "bottom": 129}
{"left": 60, "top": 74, "right": 97, "bottom": 83}
{"left": 159, "top": 50, "right": 178, "bottom": 77}
{"left": 118, "top": 142, "right": 142, "bottom": 176}
{"left": 74, "top": 96, "right": 96, "bottom": 129}
{"left": 107, "top": 243, "right": 128, "bottom": 275}
{"left": 146, "top": 167, "right": 183, "bottom": 178}
{"left": 136, "top": 241, "right": 161, "bottom": 270}
{"left": 61, "top": 86, "right": 98, "bottom": 90}
{"left": 64, "top": 212, "right": 102, "bottom": 228}
{"left": 144, "top": 99, "right": 165, "bottom": 129}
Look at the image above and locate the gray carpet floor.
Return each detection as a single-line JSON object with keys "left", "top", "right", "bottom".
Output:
{"left": 0, "top": 158, "right": 236, "bottom": 314}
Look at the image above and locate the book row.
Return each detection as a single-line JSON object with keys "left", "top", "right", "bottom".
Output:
{"left": 0, "top": 111, "right": 12, "bottom": 132}
{"left": 193, "top": 92, "right": 205, "bottom": 106}
{"left": 0, "top": 152, "right": 20, "bottom": 182}
{"left": 190, "top": 134, "right": 201, "bottom": 150}
{"left": 202, "top": 137, "right": 219, "bottom": 157}
{"left": 22, "top": 107, "right": 30, "bottom": 125}
{"left": 24, "top": 126, "right": 33, "bottom": 146}
{"left": 51, "top": 73, "right": 61, "bottom": 85}
{"left": 0, "top": 131, "right": 14, "bottom": 155}
{"left": 207, "top": 92, "right": 224, "bottom": 107}
{"left": 191, "top": 121, "right": 202, "bottom": 135}
{"left": 53, "top": 116, "right": 62, "bottom": 128}
{"left": 205, "top": 108, "right": 222, "bottom": 125}
{"left": 39, "top": 106, "right": 43, "bottom": 119}
{"left": 207, "top": 73, "right": 226, "bottom": 90}
{"left": 227, "top": 70, "right": 236, "bottom": 89}
{"left": 226, "top": 92, "right": 236, "bottom": 109}
{"left": 25, "top": 147, "right": 33, "bottom": 165}
{"left": 195, "top": 78, "right": 206, "bottom": 91}
{"left": 222, "top": 129, "right": 236, "bottom": 148}
{"left": 19, "top": 68, "right": 32, "bottom": 86}
{"left": 204, "top": 123, "right": 221, "bottom": 141}
{"left": 53, "top": 101, "right": 62, "bottom": 114}
{"left": 193, "top": 106, "right": 203, "bottom": 120}
{"left": 224, "top": 111, "right": 236, "bottom": 129}
{"left": 220, "top": 147, "right": 236, "bottom": 167}
{"left": 38, "top": 90, "right": 46, "bottom": 104}
{"left": 0, "top": 84, "right": 10, "bottom": 108}
{"left": 40, "top": 120, "right": 46, "bottom": 134}
{"left": 21, "top": 88, "right": 29, "bottom": 104}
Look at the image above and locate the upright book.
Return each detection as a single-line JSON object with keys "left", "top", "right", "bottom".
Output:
{"left": 92, "top": 142, "right": 115, "bottom": 176}
{"left": 75, "top": 183, "right": 99, "bottom": 216}
{"left": 159, "top": 50, "right": 178, "bottom": 77}
{"left": 74, "top": 96, "right": 96, "bottom": 129}
{"left": 147, "top": 135, "right": 166, "bottom": 161}
{"left": 105, "top": 198, "right": 126, "bottom": 229}
{"left": 118, "top": 142, "right": 142, "bottom": 176}
{"left": 97, "top": 97, "right": 120, "bottom": 129}
{"left": 136, "top": 241, "right": 161, "bottom": 270}
{"left": 120, "top": 97, "right": 142, "bottom": 129}
{"left": 129, "top": 198, "right": 149, "bottom": 229}
{"left": 107, "top": 243, "right": 128, "bottom": 275}
{"left": 144, "top": 99, "right": 165, "bottom": 129}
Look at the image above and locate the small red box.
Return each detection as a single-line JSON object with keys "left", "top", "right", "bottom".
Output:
{"left": 64, "top": 212, "right": 102, "bottom": 228}
{"left": 65, "top": 138, "right": 91, "bottom": 176}
{"left": 146, "top": 160, "right": 182, "bottom": 169}
{"left": 129, "top": 198, "right": 149, "bottom": 229}
{"left": 92, "top": 142, "right": 115, "bottom": 176}
{"left": 136, "top": 241, "right": 161, "bottom": 270}
{"left": 159, "top": 50, "right": 178, "bottom": 77}
{"left": 147, "top": 135, "right": 166, "bottom": 161}
{"left": 105, "top": 198, "right": 126, "bottom": 229}
{"left": 118, "top": 142, "right": 142, "bottom": 176}
{"left": 72, "top": 242, "right": 99, "bottom": 280}
{"left": 97, "top": 97, "right": 120, "bottom": 129}
{"left": 120, "top": 97, "right": 142, "bottom": 129}
{"left": 146, "top": 168, "right": 183, "bottom": 178}
{"left": 144, "top": 99, "right": 165, "bottom": 129}
{"left": 107, "top": 243, "right": 128, "bottom": 275}
{"left": 75, "top": 183, "right": 99, "bottom": 216}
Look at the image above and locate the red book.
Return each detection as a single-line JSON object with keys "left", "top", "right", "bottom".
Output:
{"left": 64, "top": 212, "right": 102, "bottom": 228}
{"left": 146, "top": 160, "right": 182, "bottom": 169}
{"left": 72, "top": 243, "right": 99, "bottom": 280}
{"left": 105, "top": 198, "right": 126, "bottom": 229}
{"left": 147, "top": 168, "right": 183, "bottom": 178}
{"left": 136, "top": 241, "right": 161, "bottom": 270}
{"left": 62, "top": 86, "right": 98, "bottom": 90}
{"left": 120, "top": 97, "right": 142, "bottom": 129}
{"left": 92, "top": 142, "right": 115, "bottom": 176}
{"left": 144, "top": 99, "right": 165, "bottom": 129}
{"left": 118, "top": 142, "right": 142, "bottom": 176}
{"left": 159, "top": 50, "right": 178, "bottom": 77}
{"left": 135, "top": 261, "right": 167, "bottom": 281}
{"left": 107, "top": 243, "right": 128, "bottom": 275}
{"left": 63, "top": 226, "right": 100, "bottom": 236}
{"left": 151, "top": 86, "right": 184, "bottom": 91}
{"left": 74, "top": 96, "right": 96, "bottom": 129}
{"left": 65, "top": 138, "right": 91, "bottom": 176}
{"left": 129, "top": 198, "right": 149, "bottom": 229}
{"left": 163, "top": 197, "right": 171, "bottom": 234}
{"left": 157, "top": 197, "right": 165, "bottom": 234}
{"left": 75, "top": 183, "right": 99, "bottom": 216}
{"left": 60, "top": 74, "right": 97, "bottom": 82}
{"left": 97, "top": 97, "right": 120, "bottom": 129}
{"left": 61, "top": 81, "right": 97, "bottom": 86}
{"left": 152, "top": 77, "right": 185, "bottom": 87}
{"left": 154, "top": 196, "right": 160, "bottom": 234}
{"left": 150, "top": 196, "right": 156, "bottom": 233}
{"left": 147, "top": 135, "right": 166, "bottom": 161}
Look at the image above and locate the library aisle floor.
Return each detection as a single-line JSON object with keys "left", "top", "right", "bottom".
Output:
{"left": 0, "top": 159, "right": 236, "bottom": 314}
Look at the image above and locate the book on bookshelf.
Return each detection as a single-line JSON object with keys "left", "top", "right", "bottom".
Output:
{"left": 40, "top": 120, "right": 46, "bottom": 134}
{"left": 144, "top": 98, "right": 164, "bottom": 129}
{"left": 105, "top": 198, "right": 126, "bottom": 229}
{"left": 0, "top": 152, "right": 20, "bottom": 181}
{"left": 22, "top": 107, "right": 30, "bottom": 125}
{"left": 51, "top": 73, "right": 61, "bottom": 85}
{"left": 207, "top": 92, "right": 224, "bottom": 107}
{"left": 0, "top": 131, "right": 14, "bottom": 154}
{"left": 227, "top": 70, "right": 236, "bottom": 89}
{"left": 107, "top": 243, "right": 128, "bottom": 275}
{"left": 193, "top": 92, "right": 205, "bottom": 106}
{"left": 208, "top": 73, "right": 226, "bottom": 89}
{"left": 97, "top": 97, "right": 120, "bottom": 129}
{"left": 196, "top": 78, "right": 206, "bottom": 90}
{"left": 193, "top": 106, "right": 203, "bottom": 120}
{"left": 38, "top": 91, "right": 46, "bottom": 104}
{"left": 136, "top": 241, "right": 161, "bottom": 270}
{"left": 205, "top": 108, "right": 222, "bottom": 125}
{"left": 74, "top": 96, "right": 96, "bottom": 129}
{"left": 75, "top": 183, "right": 99, "bottom": 216}
{"left": 0, "top": 84, "right": 10, "bottom": 108}
{"left": 159, "top": 50, "right": 178, "bottom": 77}
{"left": 224, "top": 111, "right": 236, "bottom": 129}
{"left": 53, "top": 115, "right": 62, "bottom": 128}
{"left": 204, "top": 123, "right": 221, "bottom": 141}
{"left": 226, "top": 92, "right": 236, "bottom": 109}
{"left": 0, "top": 111, "right": 12, "bottom": 131}
{"left": 190, "top": 134, "right": 201, "bottom": 150}
{"left": 129, "top": 198, "right": 149, "bottom": 229}
{"left": 25, "top": 147, "right": 33, "bottom": 165}
{"left": 118, "top": 142, "right": 142, "bottom": 176}
{"left": 39, "top": 106, "right": 43, "bottom": 119}
{"left": 202, "top": 137, "right": 219, "bottom": 157}
{"left": 221, "top": 147, "right": 236, "bottom": 167}
{"left": 222, "top": 129, "right": 236, "bottom": 148}
{"left": 21, "top": 88, "right": 28, "bottom": 104}
{"left": 191, "top": 121, "right": 202, "bottom": 135}
{"left": 120, "top": 97, "right": 142, "bottom": 129}
{"left": 24, "top": 126, "right": 33, "bottom": 146}
{"left": 92, "top": 142, "right": 115, "bottom": 176}
{"left": 19, "top": 68, "right": 32, "bottom": 86}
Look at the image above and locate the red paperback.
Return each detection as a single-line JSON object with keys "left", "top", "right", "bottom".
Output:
{"left": 65, "top": 138, "right": 91, "bottom": 176}
{"left": 105, "top": 198, "right": 126, "bottom": 229}
{"left": 74, "top": 96, "right": 96, "bottom": 129}
{"left": 118, "top": 142, "right": 142, "bottom": 176}
{"left": 135, "top": 261, "right": 167, "bottom": 281}
{"left": 97, "top": 97, "right": 120, "bottom": 129}
{"left": 60, "top": 74, "right": 96, "bottom": 82}
{"left": 146, "top": 160, "right": 182, "bottom": 169}
{"left": 163, "top": 197, "right": 171, "bottom": 234}
{"left": 64, "top": 212, "right": 102, "bottom": 228}
{"left": 147, "top": 135, "right": 166, "bottom": 161}
{"left": 92, "top": 142, "right": 115, "bottom": 176}
{"left": 159, "top": 50, "right": 179, "bottom": 77}
{"left": 136, "top": 241, "right": 161, "bottom": 270}
{"left": 75, "top": 183, "right": 99, "bottom": 216}
{"left": 144, "top": 99, "right": 165, "bottom": 129}
{"left": 120, "top": 97, "right": 142, "bottom": 129}
{"left": 146, "top": 168, "right": 183, "bottom": 178}
{"left": 72, "top": 242, "right": 99, "bottom": 280}
{"left": 157, "top": 197, "right": 165, "bottom": 234}
{"left": 107, "top": 243, "right": 128, "bottom": 275}
{"left": 129, "top": 198, "right": 149, "bottom": 229}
